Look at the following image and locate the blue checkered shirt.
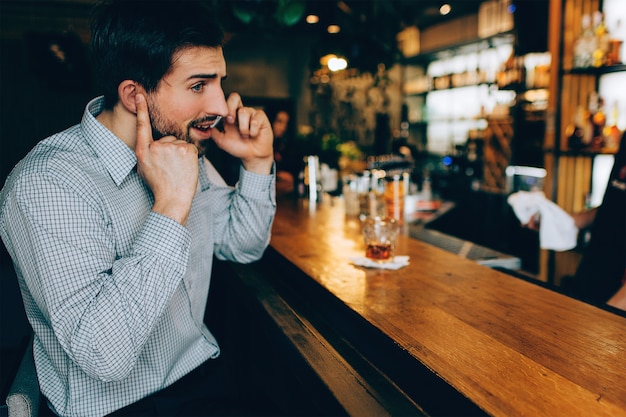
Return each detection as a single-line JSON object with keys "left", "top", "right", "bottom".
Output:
{"left": 0, "top": 97, "right": 276, "bottom": 417}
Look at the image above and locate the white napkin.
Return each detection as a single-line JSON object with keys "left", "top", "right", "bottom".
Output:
{"left": 507, "top": 191, "right": 578, "bottom": 251}
{"left": 350, "top": 256, "right": 410, "bottom": 270}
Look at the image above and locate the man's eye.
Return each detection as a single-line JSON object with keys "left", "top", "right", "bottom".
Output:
{"left": 191, "top": 82, "right": 204, "bottom": 92}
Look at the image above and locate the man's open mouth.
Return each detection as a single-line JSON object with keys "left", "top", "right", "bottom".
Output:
{"left": 193, "top": 116, "right": 224, "bottom": 133}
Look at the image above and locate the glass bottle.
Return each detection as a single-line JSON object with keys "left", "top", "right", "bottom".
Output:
{"left": 567, "top": 106, "right": 586, "bottom": 150}
{"left": 574, "top": 14, "right": 595, "bottom": 68}
{"left": 604, "top": 101, "right": 622, "bottom": 152}
{"left": 592, "top": 11, "right": 610, "bottom": 67}
{"left": 591, "top": 94, "right": 606, "bottom": 151}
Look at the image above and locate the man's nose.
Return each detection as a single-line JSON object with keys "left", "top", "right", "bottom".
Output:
{"left": 207, "top": 89, "right": 229, "bottom": 117}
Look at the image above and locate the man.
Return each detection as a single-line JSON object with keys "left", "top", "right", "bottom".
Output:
{"left": 0, "top": 1, "right": 276, "bottom": 416}
{"left": 565, "top": 131, "right": 626, "bottom": 311}
{"left": 524, "top": 131, "right": 626, "bottom": 312}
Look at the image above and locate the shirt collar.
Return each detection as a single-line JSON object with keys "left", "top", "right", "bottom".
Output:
{"left": 81, "top": 96, "right": 138, "bottom": 186}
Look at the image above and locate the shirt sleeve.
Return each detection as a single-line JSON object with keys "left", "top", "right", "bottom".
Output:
{"left": 2, "top": 171, "right": 190, "bottom": 381}
{"left": 201, "top": 162, "right": 276, "bottom": 263}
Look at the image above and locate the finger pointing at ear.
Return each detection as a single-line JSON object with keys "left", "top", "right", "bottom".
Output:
{"left": 133, "top": 93, "right": 199, "bottom": 225}
{"left": 135, "top": 93, "right": 153, "bottom": 157}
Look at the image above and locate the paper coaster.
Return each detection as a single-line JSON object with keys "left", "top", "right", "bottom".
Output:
{"left": 349, "top": 256, "right": 410, "bottom": 270}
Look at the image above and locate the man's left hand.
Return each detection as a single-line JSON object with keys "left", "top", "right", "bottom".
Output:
{"left": 211, "top": 92, "right": 274, "bottom": 175}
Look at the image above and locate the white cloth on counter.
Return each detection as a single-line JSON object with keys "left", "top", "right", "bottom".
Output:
{"left": 350, "top": 256, "right": 410, "bottom": 270}
{"left": 507, "top": 191, "right": 578, "bottom": 251}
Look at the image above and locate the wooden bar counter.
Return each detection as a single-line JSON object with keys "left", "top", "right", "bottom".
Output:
{"left": 222, "top": 197, "right": 626, "bottom": 417}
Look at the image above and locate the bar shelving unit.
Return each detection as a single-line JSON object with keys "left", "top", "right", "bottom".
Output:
{"left": 544, "top": 0, "right": 625, "bottom": 284}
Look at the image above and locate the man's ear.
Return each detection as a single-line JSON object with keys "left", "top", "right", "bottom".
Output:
{"left": 118, "top": 81, "right": 140, "bottom": 114}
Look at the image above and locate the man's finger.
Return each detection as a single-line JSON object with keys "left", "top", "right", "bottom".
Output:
{"left": 225, "top": 92, "right": 242, "bottom": 123}
{"left": 135, "top": 93, "right": 153, "bottom": 151}
{"left": 236, "top": 107, "right": 253, "bottom": 137}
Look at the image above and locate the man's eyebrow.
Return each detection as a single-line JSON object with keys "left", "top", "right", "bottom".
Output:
{"left": 187, "top": 74, "right": 228, "bottom": 81}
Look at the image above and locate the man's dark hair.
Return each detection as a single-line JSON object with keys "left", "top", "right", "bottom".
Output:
{"left": 90, "top": 0, "right": 225, "bottom": 109}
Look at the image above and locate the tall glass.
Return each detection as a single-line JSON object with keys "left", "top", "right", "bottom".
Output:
{"left": 384, "top": 173, "right": 406, "bottom": 223}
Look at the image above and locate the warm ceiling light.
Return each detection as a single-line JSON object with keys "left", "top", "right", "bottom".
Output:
{"left": 328, "top": 57, "right": 348, "bottom": 71}
{"left": 319, "top": 53, "right": 348, "bottom": 71}
{"left": 440, "top": 4, "right": 451, "bottom": 15}
{"left": 306, "top": 14, "right": 319, "bottom": 24}
{"left": 327, "top": 24, "right": 341, "bottom": 34}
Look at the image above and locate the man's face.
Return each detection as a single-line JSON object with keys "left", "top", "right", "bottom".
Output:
{"left": 145, "top": 46, "right": 229, "bottom": 152}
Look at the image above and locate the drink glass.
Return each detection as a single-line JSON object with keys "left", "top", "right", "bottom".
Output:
{"left": 359, "top": 170, "right": 386, "bottom": 221}
{"left": 303, "top": 155, "right": 322, "bottom": 202}
{"left": 362, "top": 216, "right": 399, "bottom": 263}
{"left": 384, "top": 173, "right": 406, "bottom": 223}
{"left": 342, "top": 173, "right": 360, "bottom": 216}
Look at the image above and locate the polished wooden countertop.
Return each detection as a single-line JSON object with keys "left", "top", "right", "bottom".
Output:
{"left": 268, "top": 197, "right": 626, "bottom": 417}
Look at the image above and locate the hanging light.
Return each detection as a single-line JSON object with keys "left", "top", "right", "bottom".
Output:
{"left": 231, "top": 0, "right": 306, "bottom": 27}
{"left": 306, "top": 14, "right": 319, "bottom": 24}
{"left": 439, "top": 4, "right": 452, "bottom": 16}
{"left": 327, "top": 24, "right": 341, "bottom": 34}
{"left": 274, "top": 0, "right": 306, "bottom": 26}
{"left": 319, "top": 53, "right": 348, "bottom": 71}
{"left": 328, "top": 56, "right": 348, "bottom": 71}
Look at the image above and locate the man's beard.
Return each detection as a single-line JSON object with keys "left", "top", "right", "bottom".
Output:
{"left": 145, "top": 95, "right": 213, "bottom": 155}
{"left": 145, "top": 95, "right": 190, "bottom": 143}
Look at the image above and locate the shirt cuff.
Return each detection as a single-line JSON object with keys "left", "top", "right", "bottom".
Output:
{"left": 133, "top": 211, "right": 191, "bottom": 272}
{"left": 238, "top": 163, "right": 276, "bottom": 202}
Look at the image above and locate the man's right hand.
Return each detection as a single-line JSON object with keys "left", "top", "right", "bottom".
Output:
{"left": 135, "top": 93, "right": 198, "bottom": 225}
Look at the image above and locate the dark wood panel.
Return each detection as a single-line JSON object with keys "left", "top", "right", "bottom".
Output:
{"left": 211, "top": 258, "right": 426, "bottom": 417}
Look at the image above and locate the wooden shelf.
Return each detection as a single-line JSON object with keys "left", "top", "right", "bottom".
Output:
{"left": 404, "top": 81, "right": 501, "bottom": 97}
{"left": 416, "top": 116, "right": 489, "bottom": 124}
{"left": 555, "top": 149, "right": 619, "bottom": 157}
{"left": 561, "top": 64, "right": 626, "bottom": 76}
{"left": 401, "top": 32, "right": 514, "bottom": 65}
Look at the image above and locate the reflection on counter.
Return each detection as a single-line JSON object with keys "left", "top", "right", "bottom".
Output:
{"left": 409, "top": 227, "right": 521, "bottom": 271}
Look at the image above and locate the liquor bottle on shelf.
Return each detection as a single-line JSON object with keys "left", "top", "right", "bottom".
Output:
{"left": 566, "top": 106, "right": 586, "bottom": 151}
{"left": 582, "top": 93, "right": 597, "bottom": 148}
{"left": 592, "top": 11, "right": 610, "bottom": 67}
{"left": 603, "top": 101, "right": 622, "bottom": 153}
{"left": 590, "top": 93, "right": 607, "bottom": 151}
{"left": 497, "top": 52, "right": 525, "bottom": 89}
{"left": 517, "top": 56, "right": 527, "bottom": 88}
{"left": 606, "top": 18, "right": 623, "bottom": 66}
{"left": 573, "top": 14, "right": 595, "bottom": 68}
{"left": 497, "top": 52, "right": 512, "bottom": 88}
